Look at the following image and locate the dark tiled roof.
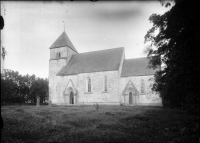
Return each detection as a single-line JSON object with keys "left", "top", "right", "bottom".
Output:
{"left": 49, "top": 31, "right": 78, "bottom": 53}
{"left": 57, "top": 47, "right": 124, "bottom": 76}
{"left": 121, "top": 57, "right": 160, "bottom": 77}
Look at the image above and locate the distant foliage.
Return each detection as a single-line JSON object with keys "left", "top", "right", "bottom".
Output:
{"left": 1, "top": 69, "right": 48, "bottom": 104}
{"left": 144, "top": 0, "right": 199, "bottom": 115}
{"left": 30, "top": 77, "right": 49, "bottom": 103}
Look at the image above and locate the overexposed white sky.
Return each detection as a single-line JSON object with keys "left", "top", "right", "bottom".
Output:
{"left": 1, "top": 1, "right": 171, "bottom": 78}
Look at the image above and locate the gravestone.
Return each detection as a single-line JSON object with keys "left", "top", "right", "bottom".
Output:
{"left": 36, "top": 97, "right": 40, "bottom": 109}
{"left": 95, "top": 103, "right": 99, "bottom": 112}
{"left": 49, "top": 100, "right": 52, "bottom": 107}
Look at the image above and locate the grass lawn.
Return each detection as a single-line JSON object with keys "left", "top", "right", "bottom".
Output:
{"left": 1, "top": 105, "right": 199, "bottom": 143}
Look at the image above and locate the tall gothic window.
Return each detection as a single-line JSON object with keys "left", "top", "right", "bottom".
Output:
{"left": 141, "top": 79, "right": 145, "bottom": 94}
{"left": 88, "top": 77, "right": 91, "bottom": 92}
{"left": 104, "top": 76, "right": 107, "bottom": 92}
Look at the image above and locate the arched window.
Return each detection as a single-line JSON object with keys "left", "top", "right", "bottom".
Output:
{"left": 56, "top": 52, "right": 61, "bottom": 58}
{"left": 141, "top": 79, "right": 145, "bottom": 94}
{"left": 88, "top": 77, "right": 91, "bottom": 92}
{"left": 104, "top": 76, "right": 107, "bottom": 92}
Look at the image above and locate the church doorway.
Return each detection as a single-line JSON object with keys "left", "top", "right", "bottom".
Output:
{"left": 129, "top": 92, "right": 132, "bottom": 104}
{"left": 70, "top": 91, "right": 74, "bottom": 104}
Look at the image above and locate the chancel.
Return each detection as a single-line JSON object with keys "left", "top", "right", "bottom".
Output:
{"left": 49, "top": 31, "right": 162, "bottom": 106}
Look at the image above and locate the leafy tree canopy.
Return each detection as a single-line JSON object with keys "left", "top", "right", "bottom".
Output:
{"left": 144, "top": 0, "right": 199, "bottom": 115}
{"left": 1, "top": 69, "right": 48, "bottom": 104}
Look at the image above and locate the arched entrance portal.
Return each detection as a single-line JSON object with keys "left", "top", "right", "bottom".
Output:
{"left": 70, "top": 91, "right": 74, "bottom": 104}
{"left": 64, "top": 79, "right": 77, "bottom": 105}
{"left": 122, "top": 80, "right": 139, "bottom": 105}
{"left": 129, "top": 92, "right": 132, "bottom": 104}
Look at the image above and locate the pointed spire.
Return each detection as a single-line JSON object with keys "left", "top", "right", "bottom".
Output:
{"left": 49, "top": 31, "right": 78, "bottom": 53}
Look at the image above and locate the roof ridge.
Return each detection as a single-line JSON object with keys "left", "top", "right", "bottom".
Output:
{"left": 125, "top": 56, "right": 148, "bottom": 61}
{"left": 126, "top": 55, "right": 159, "bottom": 60}
{"left": 75, "top": 47, "right": 124, "bottom": 55}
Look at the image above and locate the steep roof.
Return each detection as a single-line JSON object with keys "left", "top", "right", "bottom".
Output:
{"left": 57, "top": 47, "right": 124, "bottom": 76}
{"left": 49, "top": 31, "right": 78, "bottom": 53}
{"left": 121, "top": 57, "right": 160, "bottom": 77}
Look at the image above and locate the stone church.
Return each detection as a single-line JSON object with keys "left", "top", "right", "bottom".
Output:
{"left": 49, "top": 31, "right": 162, "bottom": 106}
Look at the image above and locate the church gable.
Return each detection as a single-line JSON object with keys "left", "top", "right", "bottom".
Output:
{"left": 122, "top": 80, "right": 139, "bottom": 95}
{"left": 64, "top": 79, "right": 77, "bottom": 95}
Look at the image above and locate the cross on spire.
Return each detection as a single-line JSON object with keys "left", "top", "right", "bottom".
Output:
{"left": 62, "top": 21, "right": 65, "bottom": 31}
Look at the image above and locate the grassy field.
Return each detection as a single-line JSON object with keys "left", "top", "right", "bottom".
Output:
{"left": 1, "top": 105, "right": 199, "bottom": 143}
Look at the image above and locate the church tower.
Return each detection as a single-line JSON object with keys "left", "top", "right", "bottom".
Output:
{"left": 49, "top": 31, "right": 78, "bottom": 103}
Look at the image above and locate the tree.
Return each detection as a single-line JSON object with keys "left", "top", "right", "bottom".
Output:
{"left": 30, "top": 78, "right": 48, "bottom": 104}
{"left": 21, "top": 74, "right": 36, "bottom": 103}
{"left": 1, "top": 69, "right": 48, "bottom": 105}
{"left": 144, "top": 0, "right": 199, "bottom": 115}
{"left": 1, "top": 74, "right": 16, "bottom": 103}
{"left": 1, "top": 69, "right": 26, "bottom": 104}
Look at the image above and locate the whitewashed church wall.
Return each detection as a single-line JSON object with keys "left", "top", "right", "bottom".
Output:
{"left": 77, "top": 71, "right": 120, "bottom": 105}
{"left": 49, "top": 58, "right": 67, "bottom": 104}
{"left": 49, "top": 45, "right": 78, "bottom": 105}
{"left": 49, "top": 59, "right": 66, "bottom": 77}
{"left": 49, "top": 60, "right": 57, "bottom": 103}
{"left": 54, "top": 75, "right": 77, "bottom": 104}
{"left": 120, "top": 75, "right": 162, "bottom": 106}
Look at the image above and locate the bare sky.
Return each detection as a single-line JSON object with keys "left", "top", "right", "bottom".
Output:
{"left": 1, "top": 1, "right": 171, "bottom": 78}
